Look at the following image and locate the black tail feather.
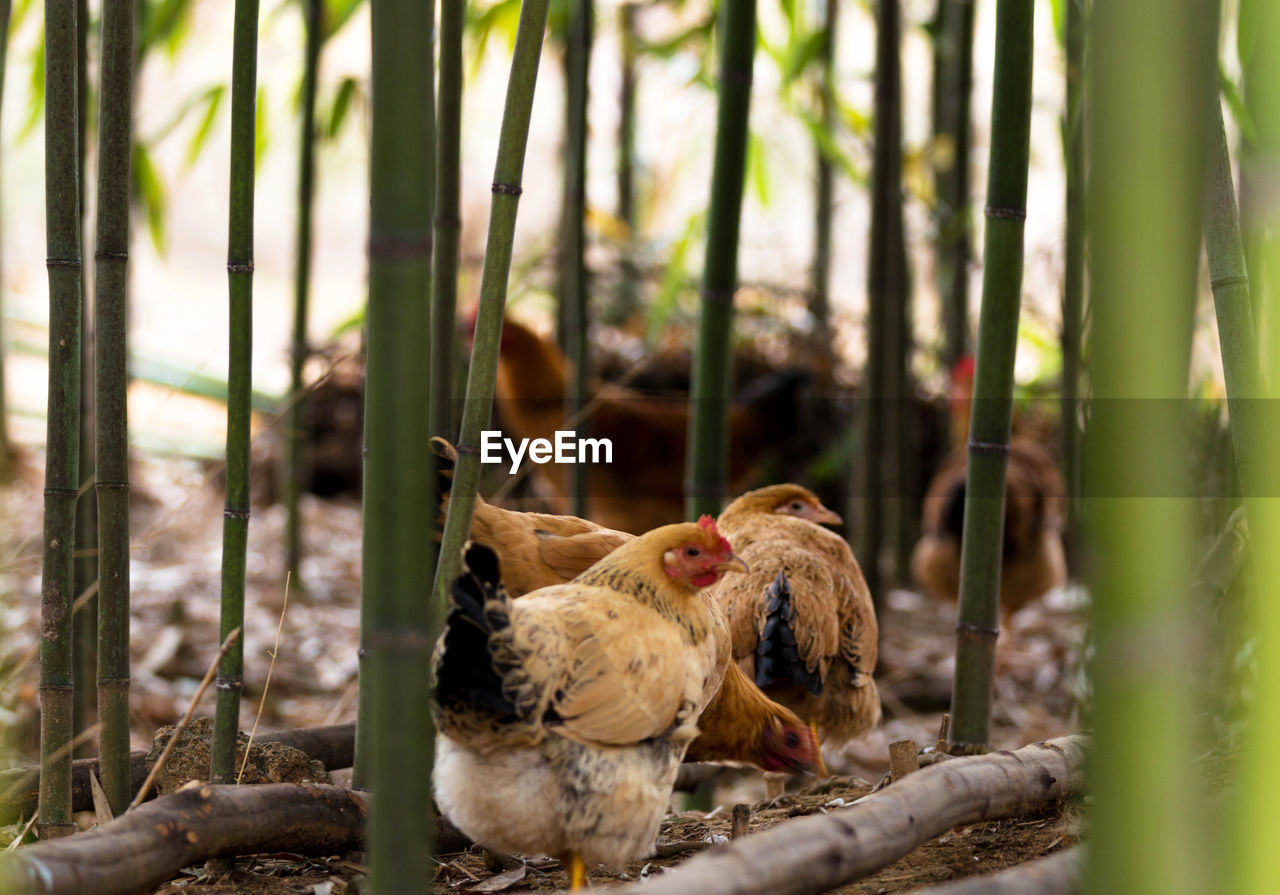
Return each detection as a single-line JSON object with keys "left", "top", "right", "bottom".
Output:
{"left": 434, "top": 542, "right": 516, "bottom": 717}
{"left": 755, "top": 570, "right": 823, "bottom": 697}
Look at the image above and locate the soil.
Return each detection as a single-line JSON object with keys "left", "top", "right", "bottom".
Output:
{"left": 0, "top": 382, "right": 1087, "bottom": 893}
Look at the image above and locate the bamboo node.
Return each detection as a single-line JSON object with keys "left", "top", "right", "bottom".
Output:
{"left": 367, "top": 235, "right": 433, "bottom": 261}
{"left": 966, "top": 440, "right": 1011, "bottom": 455}
{"left": 1211, "top": 274, "right": 1249, "bottom": 290}
{"left": 46, "top": 257, "right": 82, "bottom": 269}
{"left": 94, "top": 251, "right": 129, "bottom": 261}
{"left": 983, "top": 205, "right": 1026, "bottom": 221}
{"left": 491, "top": 181, "right": 524, "bottom": 197}
{"left": 38, "top": 682, "right": 75, "bottom": 692}
{"left": 435, "top": 215, "right": 462, "bottom": 229}
{"left": 700, "top": 287, "right": 736, "bottom": 305}
{"left": 43, "top": 486, "right": 79, "bottom": 498}
{"left": 223, "top": 507, "right": 252, "bottom": 521}
{"left": 955, "top": 621, "right": 999, "bottom": 639}
{"left": 226, "top": 262, "right": 255, "bottom": 274}
{"left": 96, "top": 481, "right": 130, "bottom": 491}
{"left": 455, "top": 442, "right": 483, "bottom": 457}
{"left": 720, "top": 68, "right": 753, "bottom": 86}
{"left": 96, "top": 675, "right": 131, "bottom": 685}
{"left": 215, "top": 679, "right": 245, "bottom": 692}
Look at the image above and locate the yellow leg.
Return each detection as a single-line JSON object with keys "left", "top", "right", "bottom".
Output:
{"left": 565, "top": 851, "right": 587, "bottom": 891}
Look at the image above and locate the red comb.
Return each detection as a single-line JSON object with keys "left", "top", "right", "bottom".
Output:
{"left": 951, "top": 355, "right": 975, "bottom": 384}
{"left": 697, "top": 515, "right": 733, "bottom": 554}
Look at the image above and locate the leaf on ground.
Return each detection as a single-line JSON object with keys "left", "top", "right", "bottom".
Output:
{"left": 467, "top": 864, "right": 528, "bottom": 892}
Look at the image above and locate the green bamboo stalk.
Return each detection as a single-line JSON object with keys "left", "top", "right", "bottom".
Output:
{"left": 614, "top": 1, "right": 639, "bottom": 321}
{"left": 0, "top": 0, "right": 10, "bottom": 483}
{"left": 810, "top": 0, "right": 837, "bottom": 376}
{"left": 562, "top": 0, "right": 591, "bottom": 516}
{"left": 1237, "top": 2, "right": 1268, "bottom": 345}
{"left": 1226, "top": 5, "right": 1280, "bottom": 889}
{"left": 358, "top": 0, "right": 438, "bottom": 883}
{"left": 431, "top": 0, "right": 464, "bottom": 441}
{"left": 947, "top": 0, "right": 1034, "bottom": 752}
{"left": 933, "top": 0, "right": 975, "bottom": 368}
{"left": 1083, "top": 0, "right": 1216, "bottom": 892}
{"left": 685, "top": 0, "right": 756, "bottom": 520}
{"left": 859, "top": 0, "right": 909, "bottom": 603}
{"left": 210, "top": 0, "right": 260, "bottom": 787}
{"left": 71, "top": 0, "right": 96, "bottom": 760}
{"left": 1058, "top": 0, "right": 1084, "bottom": 571}
{"left": 38, "top": 0, "right": 83, "bottom": 840}
{"left": 92, "top": 0, "right": 135, "bottom": 817}
{"left": 284, "top": 0, "right": 322, "bottom": 583}
{"left": 432, "top": 0, "right": 553, "bottom": 603}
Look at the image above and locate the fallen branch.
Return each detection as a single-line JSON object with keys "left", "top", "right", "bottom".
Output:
{"left": 0, "top": 723, "right": 355, "bottom": 825}
{"left": 0, "top": 783, "right": 367, "bottom": 895}
{"left": 612, "top": 736, "right": 1085, "bottom": 895}
{"left": 909, "top": 844, "right": 1083, "bottom": 895}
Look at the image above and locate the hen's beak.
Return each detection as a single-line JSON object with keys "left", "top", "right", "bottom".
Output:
{"left": 717, "top": 554, "right": 750, "bottom": 575}
{"left": 810, "top": 722, "right": 829, "bottom": 777}
{"left": 811, "top": 506, "right": 843, "bottom": 526}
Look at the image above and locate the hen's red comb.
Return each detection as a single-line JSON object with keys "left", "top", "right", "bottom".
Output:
{"left": 697, "top": 514, "right": 733, "bottom": 554}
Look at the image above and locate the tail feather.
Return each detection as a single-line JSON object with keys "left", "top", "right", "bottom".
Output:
{"left": 434, "top": 542, "right": 516, "bottom": 717}
{"left": 430, "top": 436, "right": 457, "bottom": 501}
{"left": 756, "top": 570, "right": 823, "bottom": 697}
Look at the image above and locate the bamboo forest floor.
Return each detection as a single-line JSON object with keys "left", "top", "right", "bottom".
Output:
{"left": 0, "top": 447, "right": 1088, "bottom": 894}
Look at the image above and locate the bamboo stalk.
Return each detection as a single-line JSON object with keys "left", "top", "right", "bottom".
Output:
{"left": 1083, "top": 0, "right": 1217, "bottom": 893}
{"left": 810, "top": 0, "right": 837, "bottom": 377}
{"left": 561, "top": 0, "right": 592, "bottom": 516}
{"left": 685, "top": 0, "right": 757, "bottom": 520}
{"left": 431, "top": 0, "right": 465, "bottom": 441}
{"left": 38, "top": 0, "right": 84, "bottom": 840}
{"left": 71, "top": 0, "right": 95, "bottom": 760}
{"left": 1058, "top": 0, "right": 1084, "bottom": 571}
{"left": 614, "top": 1, "right": 639, "bottom": 321}
{"left": 0, "top": 0, "right": 11, "bottom": 482}
{"left": 92, "top": 0, "right": 137, "bottom": 817}
{"left": 932, "top": 0, "right": 975, "bottom": 368}
{"left": 284, "top": 0, "right": 323, "bottom": 584}
{"left": 432, "top": 0, "right": 553, "bottom": 600}
{"left": 1227, "top": 4, "right": 1280, "bottom": 892}
{"left": 947, "top": 0, "right": 1035, "bottom": 751}
{"left": 358, "top": 0, "right": 438, "bottom": 886}
{"left": 211, "top": 0, "right": 260, "bottom": 786}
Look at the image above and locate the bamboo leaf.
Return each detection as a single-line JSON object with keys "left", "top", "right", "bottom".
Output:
{"left": 1219, "top": 65, "right": 1257, "bottom": 147}
{"left": 746, "top": 131, "right": 771, "bottom": 206}
{"left": 255, "top": 84, "right": 268, "bottom": 171}
{"left": 132, "top": 144, "right": 169, "bottom": 254}
{"left": 325, "top": 75, "right": 358, "bottom": 140}
{"left": 20, "top": 29, "right": 43, "bottom": 140}
{"left": 321, "top": 0, "right": 364, "bottom": 43}
{"left": 185, "top": 85, "right": 227, "bottom": 168}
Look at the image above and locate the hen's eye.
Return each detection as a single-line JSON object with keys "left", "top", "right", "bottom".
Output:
{"left": 790, "top": 501, "right": 803, "bottom": 510}
{"left": 784, "top": 730, "right": 800, "bottom": 748}
{"left": 685, "top": 546, "right": 701, "bottom": 558}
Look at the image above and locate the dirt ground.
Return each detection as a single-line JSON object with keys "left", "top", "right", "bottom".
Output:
{"left": 0, "top": 445, "right": 1088, "bottom": 894}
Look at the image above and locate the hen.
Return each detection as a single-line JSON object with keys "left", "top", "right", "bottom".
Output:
{"left": 710, "top": 484, "right": 881, "bottom": 758}
{"left": 488, "top": 315, "right": 804, "bottom": 532}
{"left": 432, "top": 437, "right": 825, "bottom": 776}
{"left": 910, "top": 356, "right": 1067, "bottom": 617}
{"left": 432, "top": 518, "right": 746, "bottom": 888}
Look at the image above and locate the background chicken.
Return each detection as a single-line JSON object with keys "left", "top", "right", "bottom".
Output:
{"left": 432, "top": 520, "right": 744, "bottom": 887}
{"left": 432, "top": 436, "right": 825, "bottom": 778}
{"left": 487, "top": 314, "right": 806, "bottom": 531}
{"left": 910, "top": 355, "right": 1067, "bottom": 617}
{"left": 709, "top": 484, "right": 881, "bottom": 777}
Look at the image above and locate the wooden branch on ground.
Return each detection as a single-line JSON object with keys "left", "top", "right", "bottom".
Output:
{"left": 611, "top": 736, "right": 1085, "bottom": 895}
{"left": 0, "top": 723, "right": 355, "bottom": 825}
{"left": 0, "top": 783, "right": 366, "bottom": 895}
{"left": 909, "top": 845, "right": 1083, "bottom": 895}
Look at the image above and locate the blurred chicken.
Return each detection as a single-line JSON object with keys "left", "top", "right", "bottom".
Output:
{"left": 710, "top": 485, "right": 881, "bottom": 770}
{"left": 910, "top": 356, "right": 1067, "bottom": 617}
{"left": 433, "top": 519, "right": 746, "bottom": 887}
{"left": 432, "top": 437, "right": 825, "bottom": 776}
{"left": 487, "top": 315, "right": 806, "bottom": 531}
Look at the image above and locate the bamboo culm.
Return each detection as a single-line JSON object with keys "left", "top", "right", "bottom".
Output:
{"left": 0, "top": 0, "right": 11, "bottom": 479}
{"left": 284, "top": 0, "right": 323, "bottom": 583}
{"left": 1058, "top": 0, "right": 1084, "bottom": 570}
{"left": 948, "top": 0, "right": 1035, "bottom": 751}
{"left": 92, "top": 0, "right": 137, "bottom": 816}
{"left": 685, "top": 0, "right": 757, "bottom": 520}
{"left": 359, "top": 0, "right": 438, "bottom": 885}
{"left": 432, "top": 0, "right": 554, "bottom": 602}
{"left": 38, "top": 0, "right": 84, "bottom": 840}
{"left": 211, "top": 0, "right": 261, "bottom": 786}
